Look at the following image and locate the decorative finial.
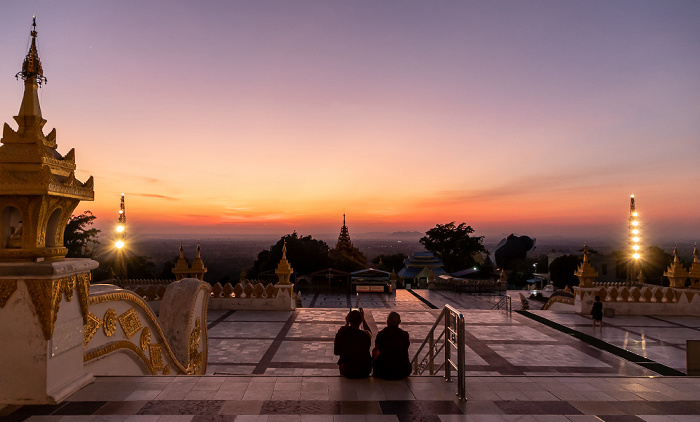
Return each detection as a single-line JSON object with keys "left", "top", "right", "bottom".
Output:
{"left": 582, "top": 243, "right": 589, "bottom": 262}
{"left": 673, "top": 244, "right": 680, "bottom": 263}
{"left": 343, "top": 213, "right": 346, "bottom": 227}
{"left": 694, "top": 242, "right": 699, "bottom": 263}
{"left": 17, "top": 16, "right": 46, "bottom": 85}
{"left": 179, "top": 242, "right": 184, "bottom": 255}
{"left": 281, "top": 240, "right": 288, "bottom": 260}
{"left": 196, "top": 241, "right": 201, "bottom": 257}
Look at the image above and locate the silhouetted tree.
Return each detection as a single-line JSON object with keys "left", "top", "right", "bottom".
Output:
{"left": 64, "top": 211, "right": 100, "bottom": 258}
{"left": 419, "top": 222, "right": 485, "bottom": 273}
{"left": 549, "top": 254, "right": 582, "bottom": 288}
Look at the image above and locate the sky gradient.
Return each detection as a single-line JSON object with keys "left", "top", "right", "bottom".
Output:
{"left": 1, "top": 1, "right": 699, "bottom": 245}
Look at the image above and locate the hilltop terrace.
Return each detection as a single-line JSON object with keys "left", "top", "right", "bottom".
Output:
{"left": 3, "top": 289, "right": 700, "bottom": 421}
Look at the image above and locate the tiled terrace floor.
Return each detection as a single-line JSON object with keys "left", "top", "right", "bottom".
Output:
{"left": 3, "top": 289, "right": 700, "bottom": 421}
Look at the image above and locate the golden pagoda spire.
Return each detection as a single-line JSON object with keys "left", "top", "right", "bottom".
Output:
{"left": 575, "top": 243, "right": 598, "bottom": 287}
{"left": 694, "top": 243, "right": 698, "bottom": 264}
{"left": 664, "top": 244, "right": 689, "bottom": 288}
{"left": 190, "top": 241, "right": 207, "bottom": 280}
{"left": 16, "top": 16, "right": 47, "bottom": 126}
{"left": 275, "top": 241, "right": 293, "bottom": 285}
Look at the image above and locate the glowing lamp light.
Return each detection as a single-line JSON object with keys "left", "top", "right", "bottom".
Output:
{"left": 632, "top": 229, "right": 639, "bottom": 234}
{"left": 119, "top": 210, "right": 123, "bottom": 214}
{"left": 632, "top": 245, "right": 640, "bottom": 251}
{"left": 632, "top": 221, "right": 639, "bottom": 226}
{"left": 115, "top": 240, "right": 125, "bottom": 249}
{"left": 632, "top": 212, "right": 638, "bottom": 217}
{"left": 633, "top": 253, "right": 640, "bottom": 259}
{"left": 632, "top": 237, "right": 640, "bottom": 242}
{"left": 116, "top": 225, "right": 125, "bottom": 233}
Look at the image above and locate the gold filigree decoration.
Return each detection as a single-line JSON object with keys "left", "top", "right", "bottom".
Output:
{"left": 63, "top": 276, "right": 76, "bottom": 302}
{"left": 84, "top": 311, "right": 102, "bottom": 348}
{"left": 117, "top": 308, "right": 142, "bottom": 339}
{"left": 88, "top": 289, "right": 187, "bottom": 374}
{"left": 84, "top": 340, "right": 155, "bottom": 375}
{"left": 25, "top": 279, "right": 61, "bottom": 340}
{"left": 140, "top": 327, "right": 151, "bottom": 351}
{"left": 162, "top": 365, "right": 170, "bottom": 375}
{"left": 149, "top": 343, "right": 164, "bottom": 372}
{"left": 103, "top": 308, "right": 117, "bottom": 337}
{"left": 0, "top": 280, "right": 17, "bottom": 308}
{"left": 76, "top": 273, "right": 90, "bottom": 324}
{"left": 187, "top": 317, "right": 203, "bottom": 374}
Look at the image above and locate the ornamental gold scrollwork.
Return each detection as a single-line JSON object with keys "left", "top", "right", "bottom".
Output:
{"left": 62, "top": 276, "right": 76, "bottom": 302}
{"left": 162, "top": 365, "right": 170, "bottom": 375}
{"left": 117, "top": 308, "right": 142, "bottom": 339}
{"left": 83, "top": 340, "right": 155, "bottom": 375}
{"left": 83, "top": 312, "right": 102, "bottom": 348}
{"left": 103, "top": 308, "right": 117, "bottom": 337}
{"left": 140, "top": 327, "right": 151, "bottom": 351}
{"left": 0, "top": 280, "right": 17, "bottom": 308}
{"left": 187, "top": 317, "right": 203, "bottom": 374}
{"left": 76, "top": 274, "right": 90, "bottom": 324}
{"left": 149, "top": 343, "right": 164, "bottom": 372}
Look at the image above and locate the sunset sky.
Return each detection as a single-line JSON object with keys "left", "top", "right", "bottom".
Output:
{"left": 1, "top": 1, "right": 699, "bottom": 245}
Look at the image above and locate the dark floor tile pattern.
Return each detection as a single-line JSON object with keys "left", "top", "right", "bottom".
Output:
{"left": 495, "top": 400, "right": 583, "bottom": 415}
{"left": 8, "top": 398, "right": 700, "bottom": 419}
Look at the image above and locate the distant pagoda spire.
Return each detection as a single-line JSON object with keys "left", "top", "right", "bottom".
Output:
{"left": 336, "top": 213, "right": 352, "bottom": 250}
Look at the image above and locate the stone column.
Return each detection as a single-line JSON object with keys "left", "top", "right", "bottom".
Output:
{"left": 0, "top": 258, "right": 98, "bottom": 404}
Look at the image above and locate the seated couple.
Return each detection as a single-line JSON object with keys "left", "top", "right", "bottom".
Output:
{"left": 333, "top": 309, "right": 412, "bottom": 380}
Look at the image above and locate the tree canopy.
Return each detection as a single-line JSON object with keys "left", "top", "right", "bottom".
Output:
{"left": 548, "top": 254, "right": 582, "bottom": 288}
{"left": 248, "top": 232, "right": 331, "bottom": 278}
{"left": 64, "top": 211, "right": 100, "bottom": 258}
{"left": 419, "top": 222, "right": 486, "bottom": 273}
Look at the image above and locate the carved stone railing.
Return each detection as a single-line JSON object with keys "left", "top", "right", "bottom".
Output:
{"left": 573, "top": 284, "right": 700, "bottom": 316}
{"left": 208, "top": 281, "right": 296, "bottom": 311}
{"left": 84, "top": 278, "right": 210, "bottom": 375}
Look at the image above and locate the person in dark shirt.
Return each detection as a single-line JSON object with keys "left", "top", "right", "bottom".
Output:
{"left": 372, "top": 311, "right": 412, "bottom": 380}
{"left": 591, "top": 295, "right": 603, "bottom": 332}
{"left": 334, "top": 309, "right": 372, "bottom": 378}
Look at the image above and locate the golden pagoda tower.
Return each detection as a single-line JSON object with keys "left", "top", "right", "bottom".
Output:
{"left": 664, "top": 245, "right": 690, "bottom": 288}
{"left": 172, "top": 242, "right": 190, "bottom": 281}
{"left": 0, "top": 18, "right": 98, "bottom": 404}
{"left": 189, "top": 242, "right": 207, "bottom": 280}
{"left": 0, "top": 16, "right": 94, "bottom": 261}
{"left": 575, "top": 243, "right": 599, "bottom": 287}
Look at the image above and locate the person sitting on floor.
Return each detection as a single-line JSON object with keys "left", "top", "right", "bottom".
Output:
{"left": 334, "top": 309, "right": 372, "bottom": 379}
{"left": 372, "top": 311, "right": 412, "bottom": 380}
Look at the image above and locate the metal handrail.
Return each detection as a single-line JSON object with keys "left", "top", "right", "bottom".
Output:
{"left": 491, "top": 294, "right": 511, "bottom": 313}
{"left": 411, "top": 304, "right": 466, "bottom": 400}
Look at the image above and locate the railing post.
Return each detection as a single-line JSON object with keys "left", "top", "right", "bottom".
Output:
{"left": 444, "top": 308, "right": 451, "bottom": 382}
{"left": 457, "top": 313, "right": 466, "bottom": 401}
{"left": 428, "top": 329, "right": 435, "bottom": 375}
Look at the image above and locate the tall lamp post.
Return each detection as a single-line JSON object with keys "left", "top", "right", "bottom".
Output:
{"left": 115, "top": 193, "right": 127, "bottom": 282}
{"left": 626, "top": 194, "right": 641, "bottom": 284}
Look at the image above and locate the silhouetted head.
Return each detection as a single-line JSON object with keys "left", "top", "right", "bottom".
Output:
{"left": 347, "top": 310, "right": 362, "bottom": 327}
{"left": 387, "top": 311, "right": 401, "bottom": 327}
{"left": 595, "top": 296, "right": 601, "bottom": 302}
